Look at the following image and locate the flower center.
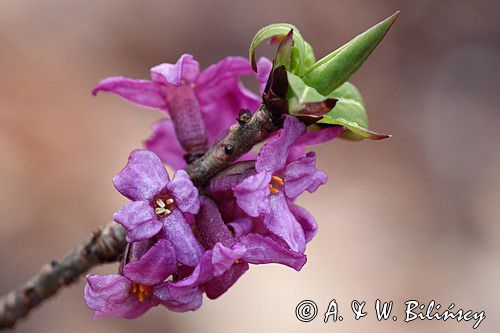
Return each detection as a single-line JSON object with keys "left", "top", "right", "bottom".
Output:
{"left": 153, "top": 195, "right": 174, "bottom": 216}
{"left": 131, "top": 282, "right": 151, "bottom": 302}
{"left": 269, "top": 175, "right": 284, "bottom": 194}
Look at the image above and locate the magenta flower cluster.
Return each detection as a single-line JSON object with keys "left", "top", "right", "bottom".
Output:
{"left": 84, "top": 54, "right": 341, "bottom": 318}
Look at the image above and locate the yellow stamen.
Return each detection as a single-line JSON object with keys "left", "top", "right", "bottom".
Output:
{"left": 272, "top": 175, "right": 284, "bottom": 186}
{"left": 165, "top": 198, "right": 174, "bottom": 205}
{"left": 269, "top": 175, "right": 284, "bottom": 194}
{"left": 132, "top": 283, "right": 151, "bottom": 302}
{"left": 269, "top": 184, "right": 280, "bottom": 194}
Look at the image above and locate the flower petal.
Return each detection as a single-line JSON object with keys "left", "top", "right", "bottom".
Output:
{"left": 196, "top": 56, "right": 260, "bottom": 142}
{"left": 263, "top": 192, "right": 306, "bottom": 253}
{"left": 144, "top": 119, "right": 186, "bottom": 170}
{"left": 153, "top": 283, "right": 203, "bottom": 312}
{"left": 123, "top": 239, "right": 177, "bottom": 286}
{"left": 237, "top": 151, "right": 258, "bottom": 163}
{"left": 94, "top": 298, "right": 153, "bottom": 319}
{"left": 150, "top": 54, "right": 200, "bottom": 86}
{"left": 166, "top": 170, "right": 200, "bottom": 215}
{"left": 211, "top": 197, "right": 247, "bottom": 222}
{"left": 161, "top": 209, "right": 204, "bottom": 267}
{"left": 113, "top": 149, "right": 169, "bottom": 201}
{"left": 233, "top": 171, "right": 272, "bottom": 217}
{"left": 206, "top": 164, "right": 254, "bottom": 200}
{"left": 204, "top": 261, "right": 249, "bottom": 300}
{"left": 85, "top": 274, "right": 131, "bottom": 311}
{"left": 125, "top": 238, "right": 156, "bottom": 263}
{"left": 240, "top": 233, "right": 306, "bottom": 271}
{"left": 256, "top": 115, "right": 306, "bottom": 173}
{"left": 211, "top": 243, "right": 246, "bottom": 277}
{"left": 195, "top": 196, "right": 235, "bottom": 249}
{"left": 172, "top": 251, "right": 214, "bottom": 288}
{"left": 283, "top": 152, "right": 327, "bottom": 199}
{"left": 113, "top": 201, "right": 162, "bottom": 242}
{"left": 92, "top": 299, "right": 154, "bottom": 319}
{"left": 287, "top": 201, "right": 318, "bottom": 243}
{"left": 92, "top": 77, "right": 166, "bottom": 109}
{"left": 85, "top": 274, "right": 155, "bottom": 319}
{"left": 227, "top": 217, "right": 254, "bottom": 238}
{"left": 197, "top": 56, "right": 255, "bottom": 89}
{"left": 197, "top": 80, "right": 260, "bottom": 143}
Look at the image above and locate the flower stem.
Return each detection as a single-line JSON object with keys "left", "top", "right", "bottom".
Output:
{"left": 165, "top": 85, "right": 208, "bottom": 159}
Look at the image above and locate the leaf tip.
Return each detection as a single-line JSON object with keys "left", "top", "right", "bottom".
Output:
{"left": 371, "top": 132, "right": 392, "bottom": 140}
{"left": 374, "top": 11, "right": 400, "bottom": 42}
{"left": 386, "top": 11, "right": 400, "bottom": 29}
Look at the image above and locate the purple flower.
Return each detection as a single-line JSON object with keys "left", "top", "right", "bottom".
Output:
{"left": 112, "top": 149, "right": 203, "bottom": 266}
{"left": 233, "top": 116, "right": 328, "bottom": 252}
{"left": 144, "top": 56, "right": 271, "bottom": 169}
{"left": 167, "top": 197, "right": 306, "bottom": 299}
{"left": 84, "top": 239, "right": 202, "bottom": 318}
{"left": 94, "top": 55, "right": 272, "bottom": 169}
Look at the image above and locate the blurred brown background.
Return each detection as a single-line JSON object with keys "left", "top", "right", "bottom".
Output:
{"left": 1, "top": 1, "right": 498, "bottom": 332}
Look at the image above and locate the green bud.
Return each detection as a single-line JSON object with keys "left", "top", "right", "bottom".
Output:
{"left": 302, "top": 12, "right": 399, "bottom": 95}
{"left": 248, "top": 23, "right": 307, "bottom": 74}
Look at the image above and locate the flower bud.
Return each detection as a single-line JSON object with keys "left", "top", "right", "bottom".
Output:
{"left": 249, "top": 23, "right": 307, "bottom": 75}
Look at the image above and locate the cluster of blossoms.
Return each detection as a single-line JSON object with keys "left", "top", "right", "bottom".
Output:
{"left": 83, "top": 13, "right": 396, "bottom": 318}
{"left": 84, "top": 54, "right": 340, "bottom": 318}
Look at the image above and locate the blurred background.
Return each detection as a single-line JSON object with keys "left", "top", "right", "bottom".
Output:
{"left": 0, "top": 1, "right": 498, "bottom": 332}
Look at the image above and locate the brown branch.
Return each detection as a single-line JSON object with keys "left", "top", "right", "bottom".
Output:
{"left": 0, "top": 222, "right": 126, "bottom": 329}
{"left": 187, "top": 106, "right": 279, "bottom": 187}
{"left": 0, "top": 105, "right": 280, "bottom": 329}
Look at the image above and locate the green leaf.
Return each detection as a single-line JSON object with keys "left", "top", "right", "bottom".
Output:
{"left": 248, "top": 23, "right": 307, "bottom": 74}
{"left": 287, "top": 72, "right": 337, "bottom": 117}
{"left": 287, "top": 72, "right": 328, "bottom": 109}
{"left": 302, "top": 12, "right": 399, "bottom": 95}
{"left": 318, "top": 82, "right": 390, "bottom": 140}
